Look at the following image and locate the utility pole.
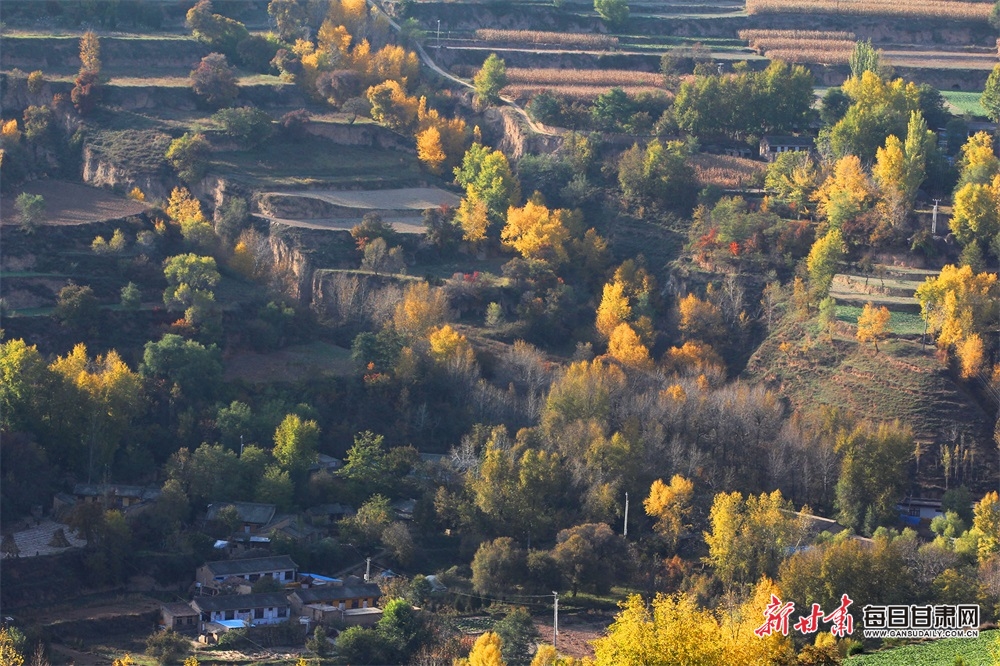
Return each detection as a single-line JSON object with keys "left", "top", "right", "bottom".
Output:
{"left": 623, "top": 492, "right": 629, "bottom": 538}
{"left": 552, "top": 591, "right": 559, "bottom": 649}
{"left": 365, "top": 557, "right": 371, "bottom": 582}
{"left": 932, "top": 198, "right": 941, "bottom": 235}
{"left": 240, "top": 435, "right": 244, "bottom": 457}
{"left": 436, "top": 19, "right": 441, "bottom": 51}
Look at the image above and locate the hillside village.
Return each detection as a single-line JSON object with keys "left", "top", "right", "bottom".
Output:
{"left": 2, "top": 0, "right": 1000, "bottom": 664}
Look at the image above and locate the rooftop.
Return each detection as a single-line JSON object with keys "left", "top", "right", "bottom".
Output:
{"left": 292, "top": 584, "right": 381, "bottom": 603}
{"left": 72, "top": 483, "right": 161, "bottom": 501}
{"left": 191, "top": 593, "right": 289, "bottom": 613}
{"left": 202, "top": 555, "right": 298, "bottom": 577}
{"left": 205, "top": 502, "right": 276, "bottom": 525}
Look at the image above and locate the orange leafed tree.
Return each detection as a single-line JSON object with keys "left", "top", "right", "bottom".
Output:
{"left": 607, "top": 323, "right": 652, "bottom": 369}
{"left": 501, "top": 200, "right": 572, "bottom": 263}
{"left": 416, "top": 126, "right": 446, "bottom": 174}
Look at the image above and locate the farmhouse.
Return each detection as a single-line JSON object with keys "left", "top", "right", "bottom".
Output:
{"left": 196, "top": 554, "right": 298, "bottom": 590}
{"left": 161, "top": 601, "right": 200, "bottom": 633}
{"left": 759, "top": 135, "right": 814, "bottom": 162}
{"left": 205, "top": 501, "right": 276, "bottom": 534}
{"left": 303, "top": 604, "right": 383, "bottom": 626}
{"left": 190, "top": 592, "right": 290, "bottom": 629}
{"left": 897, "top": 497, "right": 944, "bottom": 525}
{"left": 63, "top": 483, "right": 161, "bottom": 511}
{"left": 288, "top": 583, "right": 382, "bottom": 614}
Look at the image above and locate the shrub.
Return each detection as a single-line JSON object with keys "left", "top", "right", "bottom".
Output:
{"left": 278, "top": 109, "right": 310, "bottom": 140}
{"left": 166, "top": 133, "right": 211, "bottom": 183}
{"left": 190, "top": 53, "right": 238, "bottom": 108}
{"left": 145, "top": 630, "right": 190, "bottom": 665}
{"left": 236, "top": 34, "right": 280, "bottom": 73}
{"left": 15, "top": 192, "right": 45, "bottom": 231}
{"left": 27, "top": 70, "right": 45, "bottom": 94}
{"left": 212, "top": 107, "right": 273, "bottom": 149}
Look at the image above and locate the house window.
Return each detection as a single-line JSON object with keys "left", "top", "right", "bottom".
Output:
{"left": 284, "top": 570, "right": 293, "bottom": 580}
{"left": 239, "top": 609, "right": 250, "bottom": 616}
{"left": 909, "top": 508, "right": 920, "bottom": 517}
{"left": 254, "top": 608, "right": 264, "bottom": 619}
{"left": 277, "top": 608, "right": 288, "bottom": 618}
{"left": 249, "top": 574, "right": 260, "bottom": 582}
{"left": 350, "top": 600, "right": 358, "bottom": 609}
{"left": 225, "top": 611, "right": 235, "bottom": 620}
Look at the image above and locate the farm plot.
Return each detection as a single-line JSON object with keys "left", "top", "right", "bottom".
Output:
{"left": 690, "top": 153, "right": 766, "bottom": 189}
{"left": 745, "top": 0, "right": 994, "bottom": 21}
{"left": 503, "top": 67, "right": 667, "bottom": 100}
{"left": 845, "top": 630, "right": 999, "bottom": 665}
{"left": 0, "top": 180, "right": 148, "bottom": 226}
{"left": 224, "top": 341, "right": 355, "bottom": 383}
{"left": 740, "top": 29, "right": 856, "bottom": 64}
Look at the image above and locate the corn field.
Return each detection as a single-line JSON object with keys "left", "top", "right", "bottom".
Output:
{"left": 502, "top": 83, "right": 668, "bottom": 101}
{"left": 746, "top": 0, "right": 993, "bottom": 20}
{"left": 475, "top": 29, "right": 619, "bottom": 49}
{"left": 739, "top": 29, "right": 856, "bottom": 42}
{"left": 506, "top": 68, "right": 663, "bottom": 86}
{"left": 690, "top": 153, "right": 766, "bottom": 190}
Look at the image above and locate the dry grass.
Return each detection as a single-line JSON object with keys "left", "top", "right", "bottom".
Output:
{"left": 746, "top": 0, "right": 993, "bottom": 20}
{"left": 506, "top": 67, "right": 663, "bottom": 86}
{"left": 690, "top": 153, "right": 766, "bottom": 189}
{"left": 503, "top": 84, "right": 668, "bottom": 100}
{"left": 739, "top": 29, "right": 856, "bottom": 41}
{"left": 739, "top": 29, "right": 857, "bottom": 63}
{"left": 475, "top": 29, "right": 619, "bottom": 49}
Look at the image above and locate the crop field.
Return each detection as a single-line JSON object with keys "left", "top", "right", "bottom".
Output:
{"left": 0, "top": 180, "right": 149, "bottom": 226}
{"left": 941, "top": 90, "right": 989, "bottom": 117}
{"left": 845, "top": 630, "right": 1000, "bottom": 665}
{"left": 740, "top": 29, "right": 856, "bottom": 64}
{"left": 503, "top": 83, "right": 667, "bottom": 100}
{"left": 505, "top": 68, "right": 665, "bottom": 87}
{"left": 745, "top": 0, "right": 994, "bottom": 20}
{"left": 690, "top": 153, "right": 766, "bottom": 189}
{"left": 475, "top": 29, "right": 619, "bottom": 49}
{"left": 836, "top": 305, "right": 925, "bottom": 335}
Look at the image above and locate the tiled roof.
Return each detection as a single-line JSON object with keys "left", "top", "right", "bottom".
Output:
{"left": 292, "top": 584, "right": 381, "bottom": 603}
{"left": 205, "top": 502, "right": 276, "bottom": 525}
{"left": 203, "top": 555, "right": 297, "bottom": 577}
{"left": 191, "top": 593, "right": 289, "bottom": 613}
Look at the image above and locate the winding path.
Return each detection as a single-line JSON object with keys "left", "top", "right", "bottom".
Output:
{"left": 366, "top": 0, "right": 564, "bottom": 138}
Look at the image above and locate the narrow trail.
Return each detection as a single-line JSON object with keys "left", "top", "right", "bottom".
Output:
{"left": 366, "top": 0, "right": 564, "bottom": 139}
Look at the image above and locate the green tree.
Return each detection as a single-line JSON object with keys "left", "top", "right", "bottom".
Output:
{"left": 594, "top": 0, "right": 629, "bottom": 26}
{"left": 141, "top": 334, "right": 222, "bottom": 402}
{"left": 982, "top": 64, "right": 1000, "bottom": 123}
{"left": 704, "top": 490, "right": 803, "bottom": 586}
{"left": 186, "top": 0, "right": 249, "bottom": 56}
{"left": 272, "top": 413, "right": 319, "bottom": 473}
{"left": 455, "top": 143, "right": 521, "bottom": 233}
{"left": 268, "top": 0, "right": 307, "bottom": 41}
{"left": 617, "top": 139, "right": 696, "bottom": 214}
{"left": 473, "top": 53, "right": 508, "bottom": 108}
{"left": 849, "top": 39, "right": 881, "bottom": 78}
{"left": 255, "top": 465, "right": 294, "bottom": 510}
{"left": 494, "top": 606, "right": 539, "bottom": 666}
{"left": 341, "top": 494, "right": 393, "bottom": 551}
{"left": 552, "top": 523, "right": 626, "bottom": 596}
{"left": 306, "top": 625, "right": 331, "bottom": 657}
{"left": 591, "top": 88, "right": 634, "bottom": 131}
{"left": 377, "top": 599, "right": 431, "bottom": 663}
{"left": 162, "top": 253, "right": 220, "bottom": 325}
{"left": 119, "top": 281, "right": 141, "bottom": 312}
{"left": 339, "top": 430, "right": 389, "bottom": 498}
{"left": 806, "top": 229, "right": 845, "bottom": 301}
{"left": 54, "top": 283, "right": 100, "bottom": 332}
{"left": 212, "top": 107, "right": 273, "bottom": 149}
{"left": 472, "top": 537, "right": 527, "bottom": 597}
{"left": 835, "top": 420, "right": 913, "bottom": 533}
{"left": 15, "top": 193, "right": 45, "bottom": 232}
{"left": 166, "top": 133, "right": 210, "bottom": 183}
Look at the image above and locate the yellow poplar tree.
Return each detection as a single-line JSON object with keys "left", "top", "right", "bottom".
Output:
{"left": 677, "top": 293, "right": 723, "bottom": 344}
{"left": 856, "top": 302, "right": 891, "bottom": 352}
{"left": 393, "top": 281, "right": 448, "bottom": 336}
{"left": 429, "top": 324, "right": 473, "bottom": 364}
{"left": 457, "top": 194, "right": 490, "bottom": 244}
{"left": 644, "top": 475, "right": 694, "bottom": 550}
{"left": 915, "top": 264, "right": 998, "bottom": 348}
{"left": 596, "top": 281, "right": 632, "bottom": 339}
{"left": 460, "top": 631, "right": 506, "bottom": 666}
{"left": 501, "top": 200, "right": 571, "bottom": 263}
{"left": 417, "top": 125, "right": 446, "bottom": 174}
{"left": 957, "top": 333, "right": 985, "bottom": 379}
{"left": 607, "top": 323, "right": 652, "bottom": 369}
{"left": 814, "top": 154, "right": 873, "bottom": 231}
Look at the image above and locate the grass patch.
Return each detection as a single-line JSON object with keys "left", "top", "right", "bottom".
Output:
{"left": 845, "top": 629, "right": 999, "bottom": 665}
{"left": 86, "top": 129, "right": 172, "bottom": 174}
{"left": 223, "top": 341, "right": 356, "bottom": 384}
{"left": 835, "top": 305, "right": 925, "bottom": 336}
{"left": 940, "top": 90, "right": 988, "bottom": 119}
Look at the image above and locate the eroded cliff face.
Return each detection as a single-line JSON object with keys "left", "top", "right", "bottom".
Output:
{"left": 81, "top": 145, "right": 173, "bottom": 200}
{"left": 267, "top": 225, "right": 315, "bottom": 304}
{"left": 484, "top": 107, "right": 561, "bottom": 161}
